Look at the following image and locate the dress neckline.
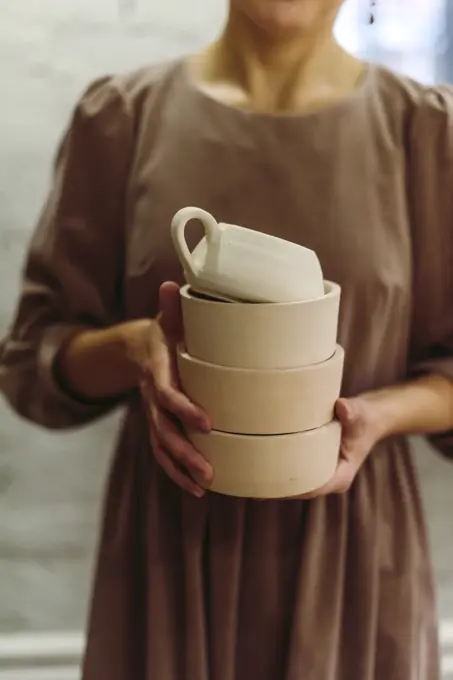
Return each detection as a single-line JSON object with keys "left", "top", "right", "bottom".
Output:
{"left": 178, "top": 56, "right": 377, "bottom": 124}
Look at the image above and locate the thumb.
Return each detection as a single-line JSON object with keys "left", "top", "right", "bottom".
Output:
{"left": 335, "top": 397, "right": 357, "bottom": 427}
{"left": 335, "top": 397, "right": 370, "bottom": 454}
{"left": 159, "top": 281, "right": 184, "bottom": 345}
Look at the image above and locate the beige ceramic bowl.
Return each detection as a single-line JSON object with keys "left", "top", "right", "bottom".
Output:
{"left": 188, "top": 420, "right": 341, "bottom": 499}
{"left": 177, "top": 344, "right": 344, "bottom": 435}
{"left": 180, "top": 282, "right": 341, "bottom": 369}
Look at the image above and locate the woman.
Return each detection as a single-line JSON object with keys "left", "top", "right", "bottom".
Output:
{"left": 1, "top": 0, "right": 452, "bottom": 677}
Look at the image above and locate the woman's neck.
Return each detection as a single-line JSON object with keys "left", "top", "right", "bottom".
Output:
{"left": 190, "top": 9, "right": 365, "bottom": 114}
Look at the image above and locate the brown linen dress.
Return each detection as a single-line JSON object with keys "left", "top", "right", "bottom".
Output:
{"left": 1, "top": 59, "right": 453, "bottom": 680}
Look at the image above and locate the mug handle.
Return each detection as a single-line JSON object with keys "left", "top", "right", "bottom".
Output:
{"left": 171, "top": 207, "right": 220, "bottom": 278}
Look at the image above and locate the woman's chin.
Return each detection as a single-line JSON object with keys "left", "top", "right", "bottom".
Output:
{"left": 235, "top": 0, "right": 342, "bottom": 37}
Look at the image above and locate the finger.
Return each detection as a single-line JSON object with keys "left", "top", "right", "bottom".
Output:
{"left": 152, "top": 407, "right": 213, "bottom": 482}
{"left": 143, "top": 321, "right": 173, "bottom": 385}
{"left": 297, "top": 459, "right": 356, "bottom": 499}
{"left": 335, "top": 397, "right": 355, "bottom": 425}
{"left": 335, "top": 397, "right": 367, "bottom": 450}
{"left": 316, "top": 458, "right": 355, "bottom": 495}
{"left": 144, "top": 385, "right": 207, "bottom": 497}
{"left": 335, "top": 398, "right": 360, "bottom": 448}
{"left": 154, "top": 381, "right": 211, "bottom": 432}
{"left": 150, "top": 432, "right": 205, "bottom": 498}
{"left": 159, "top": 281, "right": 184, "bottom": 345}
{"left": 142, "top": 331, "right": 210, "bottom": 432}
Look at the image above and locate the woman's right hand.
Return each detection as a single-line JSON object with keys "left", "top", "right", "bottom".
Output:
{"left": 138, "top": 282, "right": 213, "bottom": 497}
{"left": 55, "top": 280, "right": 212, "bottom": 496}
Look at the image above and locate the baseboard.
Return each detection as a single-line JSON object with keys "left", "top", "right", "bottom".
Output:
{"left": 0, "top": 623, "right": 451, "bottom": 679}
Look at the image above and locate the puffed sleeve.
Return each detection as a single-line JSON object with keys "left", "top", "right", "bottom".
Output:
{"left": 0, "top": 76, "right": 134, "bottom": 429}
{"left": 408, "top": 84, "right": 453, "bottom": 459}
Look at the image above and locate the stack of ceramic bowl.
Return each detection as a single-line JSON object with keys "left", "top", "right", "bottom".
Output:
{"left": 177, "top": 283, "right": 343, "bottom": 499}
{"left": 172, "top": 207, "right": 344, "bottom": 499}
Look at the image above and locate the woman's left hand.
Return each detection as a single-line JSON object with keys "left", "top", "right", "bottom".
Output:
{"left": 294, "top": 395, "right": 386, "bottom": 499}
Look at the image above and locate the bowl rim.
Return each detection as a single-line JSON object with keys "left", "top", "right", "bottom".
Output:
{"left": 179, "top": 280, "right": 341, "bottom": 308}
{"left": 177, "top": 343, "right": 344, "bottom": 375}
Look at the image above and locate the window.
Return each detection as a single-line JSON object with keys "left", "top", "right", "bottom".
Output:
{"left": 335, "top": 0, "right": 449, "bottom": 84}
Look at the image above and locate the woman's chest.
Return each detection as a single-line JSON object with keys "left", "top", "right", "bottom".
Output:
{"left": 125, "top": 132, "right": 413, "bottom": 331}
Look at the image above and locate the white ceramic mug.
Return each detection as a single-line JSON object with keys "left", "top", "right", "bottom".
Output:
{"left": 171, "top": 206, "right": 325, "bottom": 303}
